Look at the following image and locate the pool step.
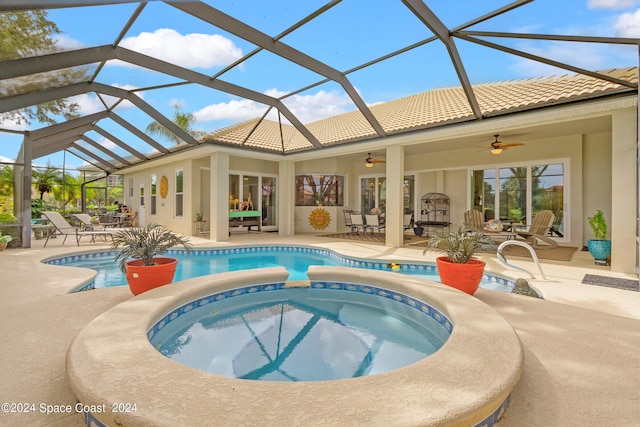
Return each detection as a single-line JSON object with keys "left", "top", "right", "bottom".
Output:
{"left": 285, "top": 280, "right": 311, "bottom": 288}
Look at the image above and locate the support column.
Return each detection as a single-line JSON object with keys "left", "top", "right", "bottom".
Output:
{"left": 611, "top": 108, "right": 637, "bottom": 273}
{"left": 16, "top": 135, "right": 32, "bottom": 248}
{"left": 385, "top": 145, "right": 404, "bottom": 248}
{"left": 278, "top": 160, "right": 295, "bottom": 236}
{"left": 209, "top": 152, "right": 229, "bottom": 242}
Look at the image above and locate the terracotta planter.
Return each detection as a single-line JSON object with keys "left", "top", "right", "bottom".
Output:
{"left": 125, "top": 257, "right": 178, "bottom": 296}
{"left": 435, "top": 256, "right": 486, "bottom": 295}
{"left": 0, "top": 241, "right": 7, "bottom": 251}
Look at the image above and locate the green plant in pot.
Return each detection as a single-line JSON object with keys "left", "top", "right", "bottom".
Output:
{"left": 587, "top": 210, "right": 611, "bottom": 264}
{"left": 423, "top": 227, "right": 497, "bottom": 295}
{"left": 111, "top": 223, "right": 194, "bottom": 295}
{"left": 0, "top": 233, "right": 12, "bottom": 251}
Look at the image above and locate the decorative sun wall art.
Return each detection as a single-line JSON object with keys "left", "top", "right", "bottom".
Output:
{"left": 309, "top": 208, "right": 331, "bottom": 230}
{"left": 159, "top": 176, "right": 169, "bottom": 199}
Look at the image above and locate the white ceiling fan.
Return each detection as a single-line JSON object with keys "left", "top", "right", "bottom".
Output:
{"left": 365, "top": 153, "right": 386, "bottom": 167}
{"left": 489, "top": 134, "right": 525, "bottom": 154}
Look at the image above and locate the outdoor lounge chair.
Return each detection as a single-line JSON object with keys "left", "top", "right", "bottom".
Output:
{"left": 42, "top": 211, "right": 119, "bottom": 247}
{"left": 71, "top": 213, "right": 118, "bottom": 230}
{"left": 463, "top": 209, "right": 485, "bottom": 232}
{"left": 516, "top": 210, "right": 558, "bottom": 249}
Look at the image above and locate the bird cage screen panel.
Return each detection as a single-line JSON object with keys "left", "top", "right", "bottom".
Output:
{"left": 419, "top": 192, "right": 451, "bottom": 232}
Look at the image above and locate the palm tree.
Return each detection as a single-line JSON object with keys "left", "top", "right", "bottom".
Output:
{"left": 32, "top": 163, "right": 62, "bottom": 200}
{"left": 145, "top": 105, "right": 205, "bottom": 144}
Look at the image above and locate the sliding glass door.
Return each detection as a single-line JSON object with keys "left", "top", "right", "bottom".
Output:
{"left": 470, "top": 162, "right": 565, "bottom": 236}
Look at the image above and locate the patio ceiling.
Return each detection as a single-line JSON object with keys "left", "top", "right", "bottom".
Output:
{"left": 0, "top": 0, "right": 638, "bottom": 173}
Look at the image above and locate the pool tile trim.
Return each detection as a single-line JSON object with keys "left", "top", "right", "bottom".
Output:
{"left": 43, "top": 245, "right": 515, "bottom": 293}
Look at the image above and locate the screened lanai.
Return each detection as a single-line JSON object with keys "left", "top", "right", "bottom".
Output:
{"left": 0, "top": 1, "right": 639, "bottom": 264}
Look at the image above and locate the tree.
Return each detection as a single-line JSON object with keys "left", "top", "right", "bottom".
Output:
{"left": 145, "top": 105, "right": 205, "bottom": 144}
{"left": 0, "top": 11, "right": 86, "bottom": 125}
{"left": 0, "top": 164, "right": 14, "bottom": 214}
{"left": 32, "top": 163, "right": 62, "bottom": 200}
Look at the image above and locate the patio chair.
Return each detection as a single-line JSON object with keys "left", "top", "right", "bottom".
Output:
{"left": 403, "top": 213, "right": 414, "bottom": 231}
{"left": 343, "top": 209, "right": 353, "bottom": 232}
{"left": 365, "top": 213, "right": 385, "bottom": 236}
{"left": 349, "top": 211, "right": 365, "bottom": 235}
{"left": 41, "top": 211, "right": 119, "bottom": 247}
{"left": 119, "top": 211, "right": 138, "bottom": 228}
{"left": 464, "top": 209, "right": 485, "bottom": 232}
{"left": 516, "top": 210, "right": 558, "bottom": 249}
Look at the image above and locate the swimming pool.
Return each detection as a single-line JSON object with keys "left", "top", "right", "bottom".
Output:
{"left": 148, "top": 283, "right": 451, "bottom": 381}
{"left": 45, "top": 245, "right": 515, "bottom": 292}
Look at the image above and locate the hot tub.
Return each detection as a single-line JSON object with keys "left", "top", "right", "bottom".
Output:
{"left": 67, "top": 266, "right": 523, "bottom": 426}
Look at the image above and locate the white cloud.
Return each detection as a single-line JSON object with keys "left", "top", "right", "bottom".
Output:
{"left": 119, "top": 28, "right": 242, "bottom": 69}
{"left": 195, "top": 89, "right": 353, "bottom": 125}
{"left": 510, "top": 40, "right": 634, "bottom": 78}
{"left": 53, "top": 34, "right": 85, "bottom": 51}
{"left": 614, "top": 8, "right": 640, "bottom": 36}
{"left": 68, "top": 93, "right": 106, "bottom": 116}
{"left": 588, "top": 0, "right": 637, "bottom": 9}
{"left": 195, "top": 98, "right": 268, "bottom": 123}
{"left": 0, "top": 120, "right": 29, "bottom": 132}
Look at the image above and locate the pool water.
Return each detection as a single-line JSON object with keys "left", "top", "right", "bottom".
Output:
{"left": 148, "top": 284, "right": 451, "bottom": 381}
{"left": 55, "top": 246, "right": 514, "bottom": 292}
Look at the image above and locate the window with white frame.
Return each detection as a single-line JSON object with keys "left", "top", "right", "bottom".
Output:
{"left": 358, "top": 175, "right": 415, "bottom": 214}
{"left": 175, "top": 169, "right": 183, "bottom": 217}
{"left": 470, "top": 161, "right": 566, "bottom": 236}
{"left": 295, "top": 174, "right": 344, "bottom": 206}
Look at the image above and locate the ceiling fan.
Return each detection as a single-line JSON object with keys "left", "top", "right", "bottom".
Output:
{"left": 489, "top": 134, "right": 524, "bottom": 154}
{"left": 365, "top": 153, "right": 386, "bottom": 167}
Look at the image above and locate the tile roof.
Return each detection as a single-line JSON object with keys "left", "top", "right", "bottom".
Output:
{"left": 202, "top": 67, "right": 638, "bottom": 152}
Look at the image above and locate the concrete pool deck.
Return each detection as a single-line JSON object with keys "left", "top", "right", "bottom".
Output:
{"left": 1, "top": 232, "right": 639, "bottom": 426}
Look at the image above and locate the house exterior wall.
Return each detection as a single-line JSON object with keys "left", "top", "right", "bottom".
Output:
{"left": 118, "top": 99, "right": 637, "bottom": 273}
{"left": 123, "top": 158, "right": 193, "bottom": 235}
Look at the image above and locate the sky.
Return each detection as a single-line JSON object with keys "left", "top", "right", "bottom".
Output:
{"left": 1, "top": 0, "right": 639, "bottom": 170}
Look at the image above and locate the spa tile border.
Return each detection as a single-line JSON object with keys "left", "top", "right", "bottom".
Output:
{"left": 147, "top": 281, "right": 453, "bottom": 342}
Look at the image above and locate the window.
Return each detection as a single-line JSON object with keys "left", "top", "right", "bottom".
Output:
{"left": 360, "top": 175, "right": 414, "bottom": 214}
{"left": 150, "top": 174, "right": 156, "bottom": 216}
{"left": 128, "top": 178, "right": 133, "bottom": 198}
{"left": 175, "top": 170, "right": 183, "bottom": 217}
{"left": 532, "top": 163, "right": 564, "bottom": 234}
{"left": 295, "top": 175, "right": 344, "bottom": 206}
{"left": 470, "top": 162, "right": 565, "bottom": 234}
{"left": 140, "top": 185, "right": 145, "bottom": 206}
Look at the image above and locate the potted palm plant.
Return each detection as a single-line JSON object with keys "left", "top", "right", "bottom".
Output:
{"left": 587, "top": 210, "right": 611, "bottom": 264}
{"left": 423, "top": 227, "right": 496, "bottom": 295}
{"left": 110, "top": 223, "right": 194, "bottom": 295}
